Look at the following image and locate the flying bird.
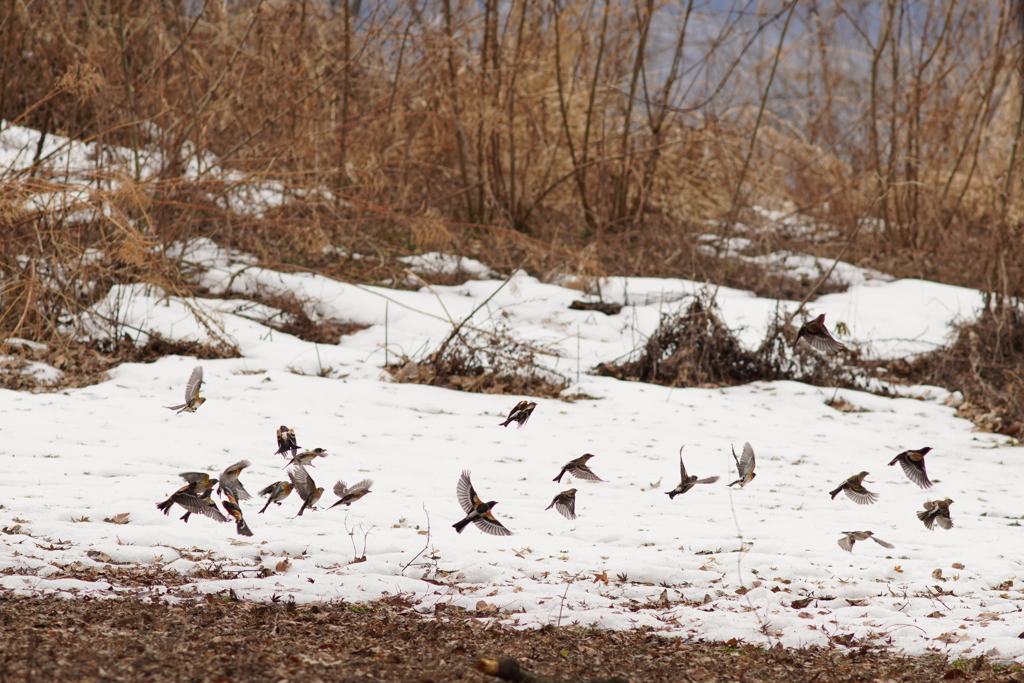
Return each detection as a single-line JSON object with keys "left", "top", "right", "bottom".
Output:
{"left": 888, "top": 447, "right": 933, "bottom": 489}
{"left": 837, "top": 530, "right": 894, "bottom": 553}
{"left": 500, "top": 400, "right": 537, "bottom": 429}
{"left": 546, "top": 488, "right": 578, "bottom": 520}
{"left": 217, "top": 459, "right": 252, "bottom": 501}
{"left": 666, "top": 446, "right": 719, "bottom": 499}
{"left": 553, "top": 454, "right": 604, "bottom": 484}
{"left": 156, "top": 474, "right": 226, "bottom": 524}
{"left": 828, "top": 471, "right": 878, "bottom": 505}
{"left": 327, "top": 479, "right": 374, "bottom": 509}
{"left": 283, "top": 448, "right": 328, "bottom": 470}
{"left": 917, "top": 498, "right": 954, "bottom": 530}
{"left": 289, "top": 467, "right": 324, "bottom": 516}
{"left": 727, "top": 443, "right": 756, "bottom": 488}
{"left": 258, "top": 481, "right": 293, "bottom": 514}
{"left": 453, "top": 470, "right": 512, "bottom": 536}
{"left": 275, "top": 425, "right": 301, "bottom": 458}
{"left": 795, "top": 314, "right": 845, "bottom": 353}
{"left": 222, "top": 493, "right": 253, "bottom": 537}
{"left": 164, "top": 366, "right": 206, "bottom": 414}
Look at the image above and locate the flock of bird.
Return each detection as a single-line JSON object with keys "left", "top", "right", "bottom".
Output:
{"left": 155, "top": 313, "right": 955, "bottom": 554}
{"left": 157, "top": 366, "right": 373, "bottom": 537}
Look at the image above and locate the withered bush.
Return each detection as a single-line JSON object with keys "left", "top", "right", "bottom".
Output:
{"left": 909, "top": 305, "right": 1024, "bottom": 436}
{"left": 389, "top": 322, "right": 566, "bottom": 398}
{"left": 596, "top": 293, "right": 859, "bottom": 391}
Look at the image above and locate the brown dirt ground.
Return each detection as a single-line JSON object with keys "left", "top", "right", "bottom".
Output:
{"left": 0, "top": 594, "right": 1020, "bottom": 683}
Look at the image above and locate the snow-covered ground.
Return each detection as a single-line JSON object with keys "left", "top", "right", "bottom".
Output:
{"left": 1, "top": 237, "right": 1021, "bottom": 661}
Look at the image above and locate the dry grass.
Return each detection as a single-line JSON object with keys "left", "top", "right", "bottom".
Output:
{"left": 2, "top": 0, "right": 1023, "bottom": 413}
{"left": 0, "top": 593, "right": 1018, "bottom": 683}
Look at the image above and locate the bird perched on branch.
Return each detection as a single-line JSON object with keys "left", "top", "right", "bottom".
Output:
{"left": 328, "top": 479, "right": 374, "bottom": 509}
{"left": 258, "top": 481, "right": 293, "bottom": 514}
{"left": 453, "top": 470, "right": 512, "bottom": 536}
{"left": 666, "top": 446, "right": 719, "bottom": 500}
{"left": 795, "top": 314, "right": 845, "bottom": 353}
{"left": 837, "top": 530, "right": 894, "bottom": 553}
{"left": 917, "top": 498, "right": 954, "bottom": 530}
{"left": 164, "top": 366, "right": 206, "bottom": 414}
{"left": 289, "top": 467, "right": 324, "bottom": 516}
{"left": 888, "top": 447, "right": 933, "bottom": 489}
{"left": 217, "top": 460, "right": 252, "bottom": 501}
{"left": 222, "top": 493, "right": 253, "bottom": 537}
{"left": 828, "top": 471, "right": 878, "bottom": 505}
{"left": 727, "top": 443, "right": 756, "bottom": 488}
{"left": 500, "top": 400, "right": 537, "bottom": 429}
{"left": 275, "top": 425, "right": 301, "bottom": 458}
{"left": 546, "top": 489, "right": 578, "bottom": 520}
{"left": 553, "top": 454, "right": 604, "bottom": 484}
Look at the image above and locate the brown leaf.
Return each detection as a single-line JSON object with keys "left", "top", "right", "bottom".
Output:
{"left": 103, "top": 513, "right": 131, "bottom": 525}
{"left": 275, "top": 558, "right": 292, "bottom": 573}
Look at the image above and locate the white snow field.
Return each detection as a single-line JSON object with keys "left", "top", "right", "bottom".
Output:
{"left": 1, "top": 238, "right": 1021, "bottom": 663}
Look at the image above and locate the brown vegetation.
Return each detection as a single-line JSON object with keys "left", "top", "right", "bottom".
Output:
{"left": 0, "top": 594, "right": 1018, "bottom": 683}
{"left": 2, "top": 0, "right": 1023, "bottom": 422}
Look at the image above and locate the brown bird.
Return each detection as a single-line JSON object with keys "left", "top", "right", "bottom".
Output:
{"left": 217, "top": 459, "right": 252, "bottom": 501}
{"left": 500, "top": 400, "right": 537, "bottom": 429}
{"left": 453, "top": 470, "right": 512, "bottom": 536}
{"left": 888, "top": 447, "right": 933, "bottom": 489}
{"left": 258, "top": 481, "right": 293, "bottom": 514}
{"left": 917, "top": 498, "right": 953, "bottom": 530}
{"left": 156, "top": 475, "right": 227, "bottom": 524}
{"left": 795, "top": 314, "right": 845, "bottom": 353}
{"left": 177, "top": 472, "right": 217, "bottom": 497}
{"left": 289, "top": 467, "right": 324, "bottom": 516}
{"left": 283, "top": 447, "right": 328, "bottom": 470}
{"left": 828, "top": 471, "right": 878, "bottom": 505}
{"left": 546, "top": 488, "right": 578, "bottom": 520}
{"left": 727, "top": 442, "right": 756, "bottom": 488}
{"left": 553, "top": 454, "right": 604, "bottom": 484}
{"left": 327, "top": 479, "right": 374, "bottom": 509}
{"left": 837, "top": 530, "right": 894, "bottom": 553}
{"left": 666, "top": 446, "right": 719, "bottom": 499}
{"left": 164, "top": 366, "right": 207, "bottom": 414}
{"left": 222, "top": 493, "right": 254, "bottom": 537}
{"left": 275, "top": 425, "right": 301, "bottom": 458}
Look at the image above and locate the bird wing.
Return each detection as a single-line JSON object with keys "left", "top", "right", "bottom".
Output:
{"left": 333, "top": 480, "right": 349, "bottom": 497}
{"left": 837, "top": 535, "right": 854, "bottom": 552}
{"left": 552, "top": 497, "right": 576, "bottom": 521}
{"left": 221, "top": 459, "right": 251, "bottom": 477}
{"left": 870, "top": 536, "right": 895, "bottom": 549}
{"left": 456, "top": 470, "right": 477, "bottom": 514}
{"left": 916, "top": 509, "right": 935, "bottom": 530}
{"left": 678, "top": 447, "right": 688, "bottom": 481}
{"left": 259, "top": 482, "right": 283, "bottom": 497}
{"left": 844, "top": 487, "right": 878, "bottom": 505}
{"left": 696, "top": 475, "right": 720, "bottom": 485}
{"left": 349, "top": 479, "right": 373, "bottom": 494}
{"left": 176, "top": 492, "right": 227, "bottom": 522}
{"left": 738, "top": 442, "right": 755, "bottom": 477}
{"left": 805, "top": 331, "right": 845, "bottom": 353}
{"left": 935, "top": 515, "right": 953, "bottom": 530}
{"left": 571, "top": 466, "right": 604, "bottom": 482}
{"left": 179, "top": 471, "right": 209, "bottom": 485}
{"left": 288, "top": 467, "right": 315, "bottom": 500}
{"left": 184, "top": 366, "right": 204, "bottom": 402}
{"left": 473, "top": 514, "right": 512, "bottom": 536}
{"left": 898, "top": 456, "right": 933, "bottom": 489}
